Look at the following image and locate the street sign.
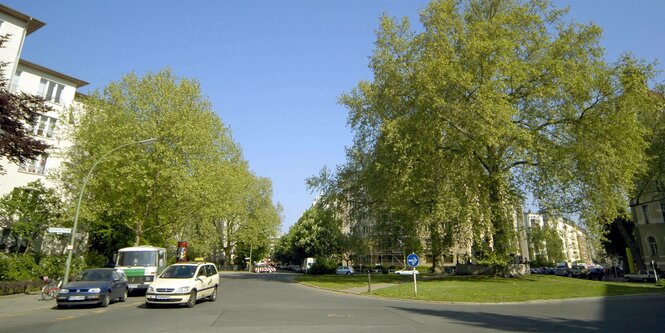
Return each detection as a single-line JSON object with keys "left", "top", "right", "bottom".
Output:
{"left": 48, "top": 227, "right": 72, "bottom": 234}
{"left": 407, "top": 253, "right": 420, "bottom": 267}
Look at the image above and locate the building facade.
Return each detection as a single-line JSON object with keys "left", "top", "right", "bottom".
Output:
{"left": 0, "top": 4, "right": 87, "bottom": 196}
{"left": 0, "top": 4, "right": 87, "bottom": 253}
{"left": 630, "top": 181, "right": 665, "bottom": 270}
{"left": 523, "top": 211, "right": 592, "bottom": 265}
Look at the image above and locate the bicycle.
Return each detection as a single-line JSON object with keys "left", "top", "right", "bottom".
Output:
{"left": 41, "top": 276, "right": 61, "bottom": 301}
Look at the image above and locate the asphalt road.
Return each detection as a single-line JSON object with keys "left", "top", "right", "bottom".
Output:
{"left": 2, "top": 272, "right": 664, "bottom": 333}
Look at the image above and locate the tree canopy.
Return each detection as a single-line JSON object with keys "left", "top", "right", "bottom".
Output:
{"left": 314, "top": 0, "right": 660, "bottom": 266}
{"left": 58, "top": 69, "right": 281, "bottom": 261}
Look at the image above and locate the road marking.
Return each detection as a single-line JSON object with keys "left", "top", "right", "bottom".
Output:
{"left": 55, "top": 315, "right": 77, "bottom": 320}
{"left": 327, "top": 313, "right": 352, "bottom": 318}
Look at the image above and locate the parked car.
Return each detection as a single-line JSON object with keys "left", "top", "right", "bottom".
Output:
{"left": 335, "top": 266, "right": 355, "bottom": 275}
{"left": 568, "top": 265, "right": 589, "bottom": 278}
{"left": 145, "top": 262, "right": 219, "bottom": 308}
{"left": 624, "top": 270, "right": 658, "bottom": 282}
{"left": 56, "top": 268, "right": 128, "bottom": 309}
{"left": 586, "top": 266, "right": 605, "bottom": 280}
{"left": 554, "top": 262, "right": 570, "bottom": 276}
{"left": 394, "top": 268, "right": 420, "bottom": 275}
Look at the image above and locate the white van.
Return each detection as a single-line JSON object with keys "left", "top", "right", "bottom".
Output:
{"left": 302, "top": 257, "right": 316, "bottom": 273}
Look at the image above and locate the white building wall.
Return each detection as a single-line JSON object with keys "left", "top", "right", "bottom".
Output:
{"left": 0, "top": 6, "right": 85, "bottom": 197}
{"left": 0, "top": 12, "right": 26, "bottom": 79}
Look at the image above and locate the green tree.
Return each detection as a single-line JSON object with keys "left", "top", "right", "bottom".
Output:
{"left": 59, "top": 69, "right": 279, "bottom": 260}
{"left": 294, "top": 204, "right": 343, "bottom": 259}
{"left": 0, "top": 181, "right": 64, "bottom": 254}
{"left": 334, "top": 0, "right": 659, "bottom": 263}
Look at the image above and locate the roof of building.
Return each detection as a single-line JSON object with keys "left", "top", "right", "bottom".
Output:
{"left": 0, "top": 4, "right": 46, "bottom": 35}
{"left": 19, "top": 59, "right": 88, "bottom": 88}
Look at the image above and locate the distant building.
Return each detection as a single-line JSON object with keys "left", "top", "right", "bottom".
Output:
{"left": 523, "top": 212, "right": 591, "bottom": 264}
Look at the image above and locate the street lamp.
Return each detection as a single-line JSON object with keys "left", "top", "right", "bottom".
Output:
{"left": 62, "top": 138, "right": 156, "bottom": 285}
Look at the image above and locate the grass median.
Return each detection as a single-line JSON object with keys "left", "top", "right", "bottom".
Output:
{"left": 296, "top": 274, "right": 665, "bottom": 302}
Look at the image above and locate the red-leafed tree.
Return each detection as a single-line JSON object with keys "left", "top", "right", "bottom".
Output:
{"left": 0, "top": 34, "right": 51, "bottom": 174}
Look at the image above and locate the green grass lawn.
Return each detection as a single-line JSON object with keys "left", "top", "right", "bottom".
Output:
{"left": 297, "top": 274, "right": 665, "bottom": 302}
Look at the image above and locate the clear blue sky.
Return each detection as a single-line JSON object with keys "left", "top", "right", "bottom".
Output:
{"left": 5, "top": 1, "right": 663, "bottom": 233}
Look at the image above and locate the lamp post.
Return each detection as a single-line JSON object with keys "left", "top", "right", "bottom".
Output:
{"left": 62, "top": 138, "right": 156, "bottom": 285}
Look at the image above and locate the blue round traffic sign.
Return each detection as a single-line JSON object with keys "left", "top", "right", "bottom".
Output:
{"left": 407, "top": 253, "right": 420, "bottom": 267}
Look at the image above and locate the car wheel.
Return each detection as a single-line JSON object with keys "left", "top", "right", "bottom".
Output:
{"left": 347, "top": 272, "right": 351, "bottom": 275}
{"left": 100, "top": 292, "right": 110, "bottom": 307}
{"left": 186, "top": 290, "right": 197, "bottom": 308}
{"left": 119, "top": 289, "right": 128, "bottom": 302}
{"left": 145, "top": 301, "right": 154, "bottom": 308}
{"left": 567, "top": 273, "right": 572, "bottom": 278}
{"left": 57, "top": 303, "right": 67, "bottom": 309}
{"left": 209, "top": 287, "right": 218, "bottom": 302}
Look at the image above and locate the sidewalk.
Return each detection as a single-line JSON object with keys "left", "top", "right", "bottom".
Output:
{"left": 342, "top": 283, "right": 396, "bottom": 294}
{"left": 0, "top": 291, "right": 56, "bottom": 318}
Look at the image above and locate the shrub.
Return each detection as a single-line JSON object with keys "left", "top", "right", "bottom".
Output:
{"left": 0, "top": 280, "right": 42, "bottom": 296}
{"left": 308, "top": 258, "right": 337, "bottom": 275}
{"left": 0, "top": 253, "right": 38, "bottom": 281}
{"left": 32, "top": 254, "right": 86, "bottom": 282}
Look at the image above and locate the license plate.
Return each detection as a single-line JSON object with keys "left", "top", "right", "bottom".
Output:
{"left": 155, "top": 295, "right": 169, "bottom": 300}
{"left": 69, "top": 296, "right": 85, "bottom": 301}
{"left": 128, "top": 284, "right": 138, "bottom": 288}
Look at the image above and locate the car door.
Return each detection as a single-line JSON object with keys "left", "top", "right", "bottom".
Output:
{"left": 195, "top": 265, "right": 209, "bottom": 298}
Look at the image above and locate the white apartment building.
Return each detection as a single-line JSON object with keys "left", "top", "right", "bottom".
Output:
{"left": 523, "top": 211, "right": 591, "bottom": 264}
{"left": 0, "top": 4, "right": 87, "bottom": 196}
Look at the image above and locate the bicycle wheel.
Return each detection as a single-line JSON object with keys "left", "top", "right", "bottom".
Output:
{"left": 41, "top": 284, "right": 55, "bottom": 300}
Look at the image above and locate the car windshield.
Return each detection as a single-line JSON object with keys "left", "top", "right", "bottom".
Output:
{"left": 160, "top": 265, "right": 196, "bottom": 278}
{"left": 76, "top": 269, "right": 112, "bottom": 281}
{"left": 117, "top": 251, "right": 156, "bottom": 267}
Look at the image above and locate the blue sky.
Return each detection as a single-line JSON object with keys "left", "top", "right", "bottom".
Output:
{"left": 4, "top": 1, "right": 664, "bottom": 233}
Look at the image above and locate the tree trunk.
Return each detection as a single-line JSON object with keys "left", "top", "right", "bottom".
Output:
{"left": 616, "top": 218, "right": 647, "bottom": 271}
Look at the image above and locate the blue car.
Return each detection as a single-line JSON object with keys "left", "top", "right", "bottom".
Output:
{"left": 56, "top": 268, "right": 129, "bottom": 309}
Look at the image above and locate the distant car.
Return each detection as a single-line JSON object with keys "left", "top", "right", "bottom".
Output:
{"left": 145, "top": 262, "right": 219, "bottom": 308}
{"left": 56, "top": 268, "right": 128, "bottom": 309}
{"left": 394, "top": 268, "right": 420, "bottom": 275}
{"left": 336, "top": 266, "right": 355, "bottom": 275}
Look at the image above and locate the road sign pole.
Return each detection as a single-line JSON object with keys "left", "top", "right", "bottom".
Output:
{"left": 413, "top": 269, "right": 417, "bottom": 297}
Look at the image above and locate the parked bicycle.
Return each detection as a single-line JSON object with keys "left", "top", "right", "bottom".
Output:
{"left": 41, "top": 276, "right": 61, "bottom": 301}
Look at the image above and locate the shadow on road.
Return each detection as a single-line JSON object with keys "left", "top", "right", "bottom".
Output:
{"left": 390, "top": 307, "right": 600, "bottom": 332}
{"left": 219, "top": 271, "right": 298, "bottom": 284}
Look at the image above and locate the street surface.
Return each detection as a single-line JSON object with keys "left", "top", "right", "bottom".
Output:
{"left": 1, "top": 272, "right": 664, "bottom": 333}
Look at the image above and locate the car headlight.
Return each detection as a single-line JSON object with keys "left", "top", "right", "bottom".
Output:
{"left": 147, "top": 286, "right": 154, "bottom": 293}
{"left": 59, "top": 288, "right": 69, "bottom": 294}
{"left": 144, "top": 276, "right": 153, "bottom": 282}
{"left": 176, "top": 286, "right": 191, "bottom": 293}
{"left": 88, "top": 288, "right": 101, "bottom": 293}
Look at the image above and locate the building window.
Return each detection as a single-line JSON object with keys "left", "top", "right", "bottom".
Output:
{"left": 642, "top": 205, "right": 650, "bottom": 224}
{"left": 37, "top": 78, "right": 65, "bottom": 104}
{"left": 18, "top": 154, "right": 48, "bottom": 175}
{"left": 10, "top": 70, "right": 21, "bottom": 91}
{"left": 33, "top": 114, "right": 57, "bottom": 138}
{"left": 648, "top": 236, "right": 658, "bottom": 257}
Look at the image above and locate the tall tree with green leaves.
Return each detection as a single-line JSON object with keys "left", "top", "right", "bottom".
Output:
{"left": 335, "top": 0, "right": 659, "bottom": 263}
{"left": 59, "top": 69, "right": 280, "bottom": 259}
